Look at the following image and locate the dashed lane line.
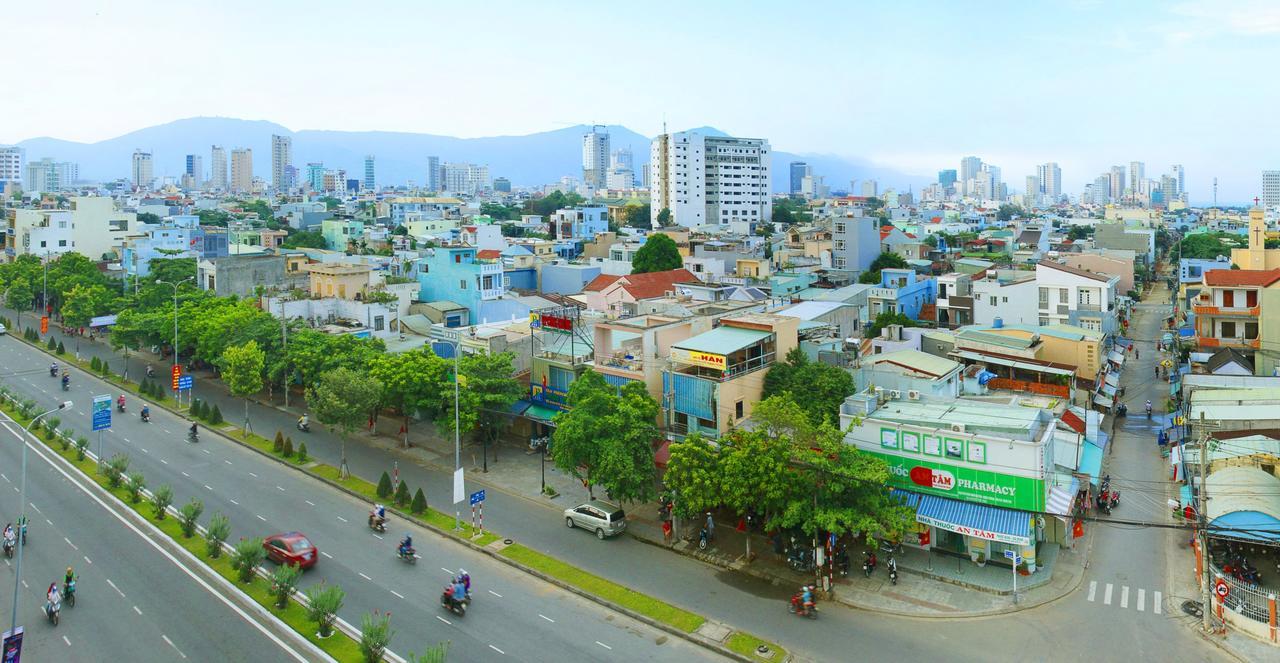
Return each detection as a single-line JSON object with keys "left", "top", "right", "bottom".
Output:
{"left": 488, "top": 590, "right": 502, "bottom": 598}
{"left": 596, "top": 642, "right": 612, "bottom": 651}
{"left": 435, "top": 615, "right": 451, "bottom": 625}
{"left": 162, "top": 635, "right": 188, "bottom": 659}
{"left": 489, "top": 645, "right": 505, "bottom": 655}
{"left": 256, "top": 515, "right": 267, "bottom": 522}
{"left": 539, "top": 614, "right": 555, "bottom": 623}
{"left": 64, "top": 537, "right": 77, "bottom": 550}
{"left": 106, "top": 579, "right": 125, "bottom": 598}
{"left": 133, "top": 605, "right": 142, "bottom": 615}
{"left": 390, "top": 590, "right": 405, "bottom": 600}
{"left": 63, "top": 636, "right": 71, "bottom": 647}
{"left": 358, "top": 572, "right": 372, "bottom": 581}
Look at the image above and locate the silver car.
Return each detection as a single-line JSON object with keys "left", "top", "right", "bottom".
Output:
{"left": 564, "top": 500, "right": 627, "bottom": 539}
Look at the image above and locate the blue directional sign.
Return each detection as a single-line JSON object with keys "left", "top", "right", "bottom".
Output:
{"left": 469, "top": 489, "right": 486, "bottom": 506}
{"left": 91, "top": 394, "right": 111, "bottom": 431}
{"left": 178, "top": 376, "right": 193, "bottom": 391}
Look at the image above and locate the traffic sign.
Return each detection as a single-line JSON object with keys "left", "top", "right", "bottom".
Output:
{"left": 171, "top": 365, "right": 181, "bottom": 390}
{"left": 469, "top": 489, "right": 486, "bottom": 506}
{"left": 91, "top": 394, "right": 111, "bottom": 431}
{"left": 3, "top": 625, "right": 24, "bottom": 663}
{"left": 178, "top": 376, "right": 193, "bottom": 391}
{"left": 1002, "top": 549, "right": 1022, "bottom": 564}
{"left": 1214, "top": 578, "right": 1230, "bottom": 599}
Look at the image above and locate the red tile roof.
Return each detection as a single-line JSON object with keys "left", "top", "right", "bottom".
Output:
{"left": 584, "top": 268, "right": 698, "bottom": 300}
{"left": 476, "top": 249, "right": 502, "bottom": 259}
{"left": 1203, "top": 268, "right": 1280, "bottom": 287}
{"left": 1060, "top": 410, "right": 1086, "bottom": 435}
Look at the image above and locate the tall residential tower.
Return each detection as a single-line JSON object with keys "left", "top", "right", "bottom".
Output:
{"left": 582, "top": 127, "right": 610, "bottom": 192}
{"left": 271, "top": 134, "right": 292, "bottom": 191}
{"left": 650, "top": 131, "right": 771, "bottom": 228}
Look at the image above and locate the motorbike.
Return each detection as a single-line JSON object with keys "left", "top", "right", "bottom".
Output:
{"left": 440, "top": 588, "right": 467, "bottom": 616}
{"left": 879, "top": 540, "right": 904, "bottom": 556}
{"left": 63, "top": 579, "right": 76, "bottom": 608}
{"left": 397, "top": 546, "right": 418, "bottom": 564}
{"left": 367, "top": 513, "right": 387, "bottom": 533}
{"left": 117, "top": 402, "right": 126, "bottom": 413}
{"left": 1116, "top": 403, "right": 1127, "bottom": 418}
{"left": 787, "top": 593, "right": 817, "bottom": 619}
{"left": 61, "top": 379, "right": 70, "bottom": 392}
{"left": 2, "top": 537, "right": 12, "bottom": 559}
{"left": 862, "top": 556, "right": 877, "bottom": 578}
{"left": 187, "top": 429, "right": 199, "bottom": 443}
{"left": 787, "top": 547, "right": 814, "bottom": 573}
{"left": 698, "top": 526, "right": 711, "bottom": 551}
{"left": 835, "top": 547, "right": 850, "bottom": 577}
{"left": 140, "top": 410, "right": 151, "bottom": 423}
{"left": 1146, "top": 404, "right": 1152, "bottom": 419}
{"left": 146, "top": 366, "right": 155, "bottom": 378}
{"left": 45, "top": 600, "right": 60, "bottom": 626}
{"left": 888, "top": 562, "right": 898, "bottom": 586}
{"left": 296, "top": 420, "right": 310, "bottom": 433}
{"left": 50, "top": 367, "right": 58, "bottom": 378}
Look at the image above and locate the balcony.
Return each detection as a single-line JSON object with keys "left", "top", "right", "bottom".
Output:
{"left": 986, "top": 377, "right": 1070, "bottom": 399}
{"left": 597, "top": 352, "right": 644, "bottom": 374}
{"left": 1075, "top": 303, "right": 1101, "bottom": 312}
{"left": 1192, "top": 304, "right": 1260, "bottom": 317}
{"left": 1196, "top": 336, "right": 1260, "bottom": 350}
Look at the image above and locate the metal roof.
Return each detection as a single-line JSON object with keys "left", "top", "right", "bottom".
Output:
{"left": 774, "top": 300, "right": 850, "bottom": 320}
{"left": 866, "top": 349, "right": 961, "bottom": 378}
{"left": 673, "top": 326, "right": 771, "bottom": 355}
{"left": 1205, "top": 466, "right": 1280, "bottom": 542}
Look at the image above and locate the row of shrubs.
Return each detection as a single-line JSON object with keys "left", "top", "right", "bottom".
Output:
{"left": 376, "top": 469, "right": 428, "bottom": 515}
{"left": 270, "top": 430, "right": 310, "bottom": 463}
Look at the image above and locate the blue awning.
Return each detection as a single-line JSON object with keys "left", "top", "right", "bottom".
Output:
{"left": 976, "top": 370, "right": 998, "bottom": 385}
{"left": 1209, "top": 511, "right": 1280, "bottom": 543}
{"left": 912, "top": 493, "right": 1033, "bottom": 546}
{"left": 1079, "top": 442, "right": 1103, "bottom": 485}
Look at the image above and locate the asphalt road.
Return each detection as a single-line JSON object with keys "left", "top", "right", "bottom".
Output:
{"left": 2, "top": 310, "right": 1234, "bottom": 662}
{"left": 0, "top": 335, "right": 723, "bottom": 663}
{"left": 0, "top": 410, "right": 311, "bottom": 662}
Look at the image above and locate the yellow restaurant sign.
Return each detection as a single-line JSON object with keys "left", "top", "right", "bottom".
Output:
{"left": 671, "top": 347, "right": 727, "bottom": 370}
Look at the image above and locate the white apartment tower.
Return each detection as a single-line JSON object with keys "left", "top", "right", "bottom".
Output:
{"left": 210, "top": 146, "right": 228, "bottom": 190}
{"left": 1108, "top": 166, "right": 1125, "bottom": 201}
{"left": 271, "top": 135, "right": 292, "bottom": 191}
{"left": 1263, "top": 171, "right": 1280, "bottom": 207}
{"left": 363, "top": 155, "right": 375, "bottom": 191}
{"left": 1037, "top": 162, "right": 1062, "bottom": 201}
{"left": 1171, "top": 165, "right": 1185, "bottom": 200}
{"left": 426, "top": 156, "right": 441, "bottom": 192}
{"left": 610, "top": 147, "right": 633, "bottom": 171}
{"left": 583, "top": 128, "right": 610, "bottom": 192}
{"left": 230, "top": 148, "right": 253, "bottom": 193}
{"left": 649, "top": 131, "right": 771, "bottom": 228}
{"left": 0, "top": 147, "right": 23, "bottom": 187}
{"left": 441, "top": 162, "right": 490, "bottom": 196}
{"left": 959, "top": 156, "right": 982, "bottom": 196}
{"left": 131, "top": 150, "right": 154, "bottom": 190}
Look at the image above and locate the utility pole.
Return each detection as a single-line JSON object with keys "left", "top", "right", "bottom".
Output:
{"left": 280, "top": 295, "right": 289, "bottom": 409}
{"left": 1197, "top": 411, "right": 1214, "bottom": 632}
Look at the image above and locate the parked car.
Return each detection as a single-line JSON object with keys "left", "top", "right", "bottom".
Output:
{"left": 0, "top": 323, "right": 6, "bottom": 335}
{"left": 563, "top": 500, "right": 627, "bottom": 539}
{"left": 263, "top": 531, "right": 318, "bottom": 569}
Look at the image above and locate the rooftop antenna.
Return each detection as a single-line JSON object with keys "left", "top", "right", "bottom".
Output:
{"left": 1212, "top": 177, "right": 1217, "bottom": 208}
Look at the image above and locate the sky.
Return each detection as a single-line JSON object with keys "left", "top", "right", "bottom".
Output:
{"left": 4, "top": 0, "right": 1278, "bottom": 203}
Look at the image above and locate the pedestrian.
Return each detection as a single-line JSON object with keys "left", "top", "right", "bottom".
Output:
{"left": 662, "top": 519, "right": 673, "bottom": 544}
{"left": 705, "top": 512, "right": 715, "bottom": 539}
{"left": 1135, "top": 347, "right": 1139, "bottom": 359}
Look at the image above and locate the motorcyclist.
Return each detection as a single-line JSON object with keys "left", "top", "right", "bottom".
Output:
{"left": 50, "top": 363, "right": 58, "bottom": 377}
{"left": 2, "top": 524, "right": 14, "bottom": 555}
{"left": 888, "top": 556, "right": 898, "bottom": 577}
{"left": 17, "top": 515, "right": 27, "bottom": 543}
{"left": 398, "top": 534, "right": 413, "bottom": 556}
{"left": 189, "top": 422, "right": 198, "bottom": 438}
{"left": 146, "top": 364, "right": 155, "bottom": 378}
{"left": 801, "top": 585, "right": 814, "bottom": 614}
{"left": 369, "top": 504, "right": 387, "bottom": 529}
{"left": 46, "top": 582, "right": 60, "bottom": 615}
{"left": 451, "top": 578, "right": 467, "bottom": 606}
{"left": 117, "top": 394, "right": 126, "bottom": 411}
{"left": 297, "top": 414, "right": 309, "bottom": 431}
{"left": 457, "top": 569, "right": 471, "bottom": 597}
{"left": 61, "top": 374, "right": 69, "bottom": 389}
{"left": 1145, "top": 399, "right": 1152, "bottom": 417}
{"left": 141, "top": 405, "right": 150, "bottom": 422}
{"left": 865, "top": 550, "right": 877, "bottom": 570}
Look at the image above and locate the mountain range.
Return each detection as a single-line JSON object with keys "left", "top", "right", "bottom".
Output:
{"left": 11, "top": 117, "right": 928, "bottom": 194}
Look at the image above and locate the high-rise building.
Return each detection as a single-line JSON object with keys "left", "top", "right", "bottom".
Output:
{"left": 1108, "top": 166, "right": 1125, "bottom": 201}
{"left": 582, "top": 128, "right": 610, "bottom": 191}
{"left": 210, "top": 146, "right": 227, "bottom": 190}
{"left": 23, "top": 158, "right": 75, "bottom": 192}
{"left": 1091, "top": 175, "right": 1109, "bottom": 205}
{"left": 184, "top": 154, "right": 203, "bottom": 185}
{"left": 641, "top": 163, "right": 650, "bottom": 189}
{"left": 860, "top": 180, "right": 879, "bottom": 198}
{"left": 1160, "top": 174, "right": 1177, "bottom": 205}
{"left": 1129, "top": 162, "right": 1145, "bottom": 198}
{"left": 1037, "top": 163, "right": 1061, "bottom": 201}
{"left": 1263, "top": 171, "right": 1280, "bottom": 207}
{"left": 363, "top": 155, "right": 375, "bottom": 191}
{"left": 441, "top": 162, "right": 490, "bottom": 196}
{"left": 1025, "top": 175, "right": 1041, "bottom": 206}
{"left": 271, "top": 135, "right": 292, "bottom": 191}
{"left": 611, "top": 148, "right": 633, "bottom": 171}
{"left": 649, "top": 131, "right": 771, "bottom": 228}
{"left": 426, "top": 156, "right": 440, "bottom": 192}
{"left": 305, "top": 163, "right": 325, "bottom": 191}
{"left": 959, "top": 156, "right": 982, "bottom": 195}
{"left": 1171, "top": 164, "right": 1185, "bottom": 199}
{"left": 493, "top": 177, "right": 511, "bottom": 193}
{"left": 606, "top": 166, "right": 635, "bottom": 191}
{"left": 790, "top": 162, "right": 812, "bottom": 195}
{"left": 937, "top": 169, "right": 957, "bottom": 190}
{"left": 0, "top": 147, "right": 23, "bottom": 187}
{"left": 131, "top": 150, "right": 154, "bottom": 190}
{"left": 800, "top": 174, "right": 827, "bottom": 200}
{"left": 230, "top": 148, "right": 253, "bottom": 193}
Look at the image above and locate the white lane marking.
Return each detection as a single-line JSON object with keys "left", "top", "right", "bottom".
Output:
{"left": 539, "top": 614, "right": 555, "bottom": 623}
{"left": 181, "top": 471, "right": 190, "bottom": 478}
{"left": 390, "top": 590, "right": 405, "bottom": 600}
{"left": 63, "top": 635, "right": 71, "bottom": 647}
{"left": 304, "top": 500, "right": 315, "bottom": 507}
{"left": 358, "top": 572, "right": 372, "bottom": 581}
{"left": 595, "top": 641, "right": 612, "bottom": 651}
{"left": 202, "top": 449, "right": 210, "bottom": 455}
{"left": 1103, "top": 583, "right": 1113, "bottom": 605}
{"left": 107, "top": 579, "right": 125, "bottom": 598}
{"left": 489, "top": 645, "right": 505, "bottom": 655}
{"left": 28, "top": 503, "right": 41, "bottom": 513}
{"left": 83, "top": 556, "right": 91, "bottom": 565}
{"left": 64, "top": 537, "right": 77, "bottom": 550}
{"left": 133, "top": 605, "right": 143, "bottom": 615}
{"left": 1120, "top": 585, "right": 1129, "bottom": 609}
{"left": 1154, "top": 591, "right": 1163, "bottom": 614}
{"left": 141, "top": 448, "right": 148, "bottom": 454}
{"left": 224, "top": 460, "right": 232, "bottom": 465}
{"left": 256, "top": 515, "right": 267, "bottom": 522}
{"left": 1, "top": 473, "right": 7, "bottom": 482}
{"left": 248, "top": 472, "right": 259, "bottom": 479}
{"left": 441, "top": 567, "right": 453, "bottom": 575}
{"left": 320, "top": 551, "right": 333, "bottom": 559}
{"left": 229, "top": 499, "right": 239, "bottom": 506}
{"left": 20, "top": 580, "right": 26, "bottom": 589}
{"left": 162, "top": 635, "right": 188, "bottom": 659}
{"left": 435, "top": 615, "right": 451, "bottom": 625}
{"left": 1137, "top": 588, "right": 1145, "bottom": 612}
{"left": 122, "top": 437, "right": 131, "bottom": 443}
{"left": 1087, "top": 580, "right": 1097, "bottom": 602}
{"left": 336, "top": 516, "right": 347, "bottom": 523}
{"left": 160, "top": 459, "right": 168, "bottom": 465}
{"left": 276, "top": 486, "right": 285, "bottom": 492}
{"left": 488, "top": 590, "right": 502, "bottom": 598}
{"left": 44, "top": 518, "right": 52, "bottom": 526}
{"left": 203, "top": 485, "right": 213, "bottom": 491}
{"left": 372, "top": 534, "right": 383, "bottom": 540}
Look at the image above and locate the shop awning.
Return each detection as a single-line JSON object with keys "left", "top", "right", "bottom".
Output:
{"left": 1107, "top": 350, "right": 1125, "bottom": 366}
{"left": 1046, "top": 477, "right": 1080, "bottom": 518}
{"left": 913, "top": 494, "right": 1033, "bottom": 546}
{"left": 953, "top": 350, "right": 1075, "bottom": 377}
{"left": 1100, "top": 382, "right": 1117, "bottom": 397}
{"left": 1105, "top": 372, "right": 1120, "bottom": 389}
{"left": 1092, "top": 393, "right": 1114, "bottom": 408}
{"left": 524, "top": 404, "right": 559, "bottom": 424}
{"left": 1078, "top": 442, "right": 1103, "bottom": 485}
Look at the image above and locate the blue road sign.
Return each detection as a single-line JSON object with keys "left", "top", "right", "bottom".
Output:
{"left": 91, "top": 394, "right": 111, "bottom": 431}
{"left": 178, "top": 376, "right": 193, "bottom": 391}
{"left": 469, "top": 489, "right": 486, "bottom": 506}
{"left": 1002, "top": 549, "right": 1022, "bottom": 564}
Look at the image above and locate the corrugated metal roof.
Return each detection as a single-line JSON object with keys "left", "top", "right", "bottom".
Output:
{"left": 775, "top": 300, "right": 850, "bottom": 320}
{"left": 866, "top": 349, "right": 960, "bottom": 378}
{"left": 673, "top": 326, "right": 771, "bottom": 354}
{"left": 1205, "top": 466, "right": 1280, "bottom": 541}
{"left": 914, "top": 494, "right": 1032, "bottom": 545}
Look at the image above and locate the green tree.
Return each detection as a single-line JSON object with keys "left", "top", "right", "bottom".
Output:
{"left": 762, "top": 348, "right": 856, "bottom": 426}
{"left": 282, "top": 230, "right": 327, "bottom": 250}
{"left": 231, "top": 537, "right": 266, "bottom": 583}
{"left": 460, "top": 352, "right": 523, "bottom": 470}
{"left": 178, "top": 498, "right": 205, "bottom": 538}
{"left": 5, "top": 277, "right": 33, "bottom": 326}
{"left": 370, "top": 349, "right": 448, "bottom": 448}
{"left": 631, "top": 233, "right": 683, "bottom": 274}
{"left": 319, "top": 196, "right": 341, "bottom": 211}
{"left": 996, "top": 203, "right": 1024, "bottom": 222}
{"left": 411, "top": 487, "right": 427, "bottom": 514}
{"left": 857, "top": 252, "right": 909, "bottom": 285}
{"left": 308, "top": 367, "right": 383, "bottom": 478}
{"left": 718, "top": 427, "right": 795, "bottom": 558}
{"left": 205, "top": 512, "right": 231, "bottom": 558}
{"left": 655, "top": 207, "right": 673, "bottom": 227}
{"left": 269, "top": 563, "right": 302, "bottom": 609}
{"left": 359, "top": 611, "right": 394, "bottom": 663}
{"left": 863, "top": 310, "right": 919, "bottom": 340}
{"left": 394, "top": 479, "right": 411, "bottom": 506}
{"left": 623, "top": 203, "right": 652, "bottom": 228}
{"left": 220, "top": 340, "right": 265, "bottom": 435}
{"left": 550, "top": 370, "right": 614, "bottom": 498}
{"left": 551, "top": 370, "right": 658, "bottom": 502}
{"left": 377, "top": 471, "right": 393, "bottom": 499}
{"left": 305, "top": 584, "right": 345, "bottom": 639}
{"left": 662, "top": 432, "right": 721, "bottom": 521}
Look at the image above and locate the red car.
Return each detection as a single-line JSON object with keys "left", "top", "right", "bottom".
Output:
{"left": 263, "top": 532, "right": 318, "bottom": 569}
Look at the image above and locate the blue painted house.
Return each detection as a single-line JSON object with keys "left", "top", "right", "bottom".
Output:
{"left": 417, "top": 246, "right": 533, "bottom": 325}
{"left": 866, "top": 268, "right": 937, "bottom": 322}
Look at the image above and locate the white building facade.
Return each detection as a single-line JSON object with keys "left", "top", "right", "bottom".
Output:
{"left": 649, "top": 132, "right": 771, "bottom": 229}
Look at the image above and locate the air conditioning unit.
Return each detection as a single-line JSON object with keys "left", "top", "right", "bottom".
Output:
{"left": 907, "top": 390, "right": 921, "bottom": 401}
{"left": 951, "top": 423, "right": 966, "bottom": 433}
{"left": 889, "top": 389, "right": 902, "bottom": 400}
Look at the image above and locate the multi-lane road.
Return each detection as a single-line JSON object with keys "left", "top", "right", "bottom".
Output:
{"left": 0, "top": 334, "right": 723, "bottom": 662}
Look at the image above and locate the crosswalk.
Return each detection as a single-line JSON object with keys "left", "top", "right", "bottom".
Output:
{"left": 1087, "top": 581, "right": 1162, "bottom": 613}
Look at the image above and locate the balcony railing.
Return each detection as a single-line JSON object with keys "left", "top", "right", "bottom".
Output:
{"left": 1192, "top": 304, "right": 1260, "bottom": 317}
{"left": 1196, "top": 336, "right": 1260, "bottom": 349}
{"left": 986, "top": 377, "right": 1070, "bottom": 399}
{"left": 598, "top": 353, "right": 643, "bottom": 372}
{"left": 1075, "top": 303, "right": 1101, "bottom": 312}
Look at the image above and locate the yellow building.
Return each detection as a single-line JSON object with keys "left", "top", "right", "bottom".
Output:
{"left": 306, "top": 263, "right": 372, "bottom": 300}
{"left": 1230, "top": 208, "right": 1280, "bottom": 270}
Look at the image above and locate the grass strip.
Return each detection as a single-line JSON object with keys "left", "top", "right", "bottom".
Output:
{"left": 500, "top": 543, "right": 705, "bottom": 633}
{"left": 726, "top": 632, "right": 788, "bottom": 662}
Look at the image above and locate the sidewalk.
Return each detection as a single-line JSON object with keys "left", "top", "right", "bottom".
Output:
{"left": 6, "top": 306, "right": 1088, "bottom": 621}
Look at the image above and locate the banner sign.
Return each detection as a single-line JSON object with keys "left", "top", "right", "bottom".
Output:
{"left": 670, "top": 347, "right": 727, "bottom": 370}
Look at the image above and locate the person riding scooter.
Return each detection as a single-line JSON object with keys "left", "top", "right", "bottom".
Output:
{"left": 1145, "top": 400, "right": 1152, "bottom": 419}
{"left": 45, "top": 582, "right": 61, "bottom": 622}
{"left": 146, "top": 364, "right": 155, "bottom": 378}
{"left": 863, "top": 551, "right": 877, "bottom": 577}
{"left": 398, "top": 534, "right": 414, "bottom": 558}
{"left": 887, "top": 556, "right": 899, "bottom": 585}
{"left": 2, "top": 524, "right": 14, "bottom": 558}
{"left": 188, "top": 422, "right": 199, "bottom": 441}
{"left": 117, "top": 394, "right": 126, "bottom": 413}
{"left": 61, "top": 373, "right": 70, "bottom": 391}
{"left": 50, "top": 363, "right": 58, "bottom": 378}
{"left": 368, "top": 504, "right": 387, "bottom": 531}
{"left": 140, "top": 405, "right": 151, "bottom": 423}
{"left": 296, "top": 414, "right": 310, "bottom": 432}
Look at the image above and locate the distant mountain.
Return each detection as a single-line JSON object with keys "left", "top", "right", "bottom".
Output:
{"left": 11, "top": 117, "right": 927, "bottom": 193}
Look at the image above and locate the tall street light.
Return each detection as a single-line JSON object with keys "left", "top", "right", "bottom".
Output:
{"left": 438, "top": 337, "right": 462, "bottom": 530}
{"left": 157, "top": 278, "right": 194, "bottom": 393}
{"left": 10, "top": 401, "right": 72, "bottom": 632}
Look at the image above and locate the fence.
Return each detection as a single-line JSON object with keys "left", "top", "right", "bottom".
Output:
{"left": 985, "top": 377, "right": 1070, "bottom": 399}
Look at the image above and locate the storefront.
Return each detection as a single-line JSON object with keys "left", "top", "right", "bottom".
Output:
{"left": 900, "top": 491, "right": 1038, "bottom": 571}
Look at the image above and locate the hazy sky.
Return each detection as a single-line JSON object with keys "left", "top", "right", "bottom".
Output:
{"left": 5, "top": 0, "right": 1277, "bottom": 202}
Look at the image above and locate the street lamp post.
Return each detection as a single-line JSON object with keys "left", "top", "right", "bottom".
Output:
{"left": 10, "top": 401, "right": 72, "bottom": 632}
{"left": 157, "top": 278, "right": 194, "bottom": 400}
